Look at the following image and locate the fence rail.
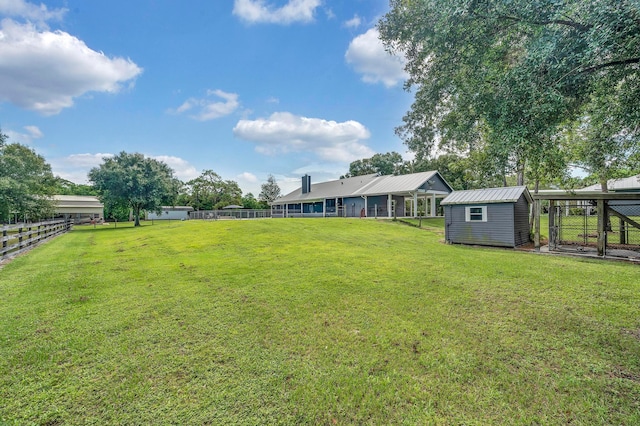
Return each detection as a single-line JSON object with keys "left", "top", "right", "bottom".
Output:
{"left": 1, "top": 219, "right": 72, "bottom": 260}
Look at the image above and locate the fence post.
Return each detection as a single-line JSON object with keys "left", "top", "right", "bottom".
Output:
{"left": 2, "top": 226, "right": 6, "bottom": 257}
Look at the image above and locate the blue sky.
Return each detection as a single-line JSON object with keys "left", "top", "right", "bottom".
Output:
{"left": 0, "top": 0, "right": 412, "bottom": 195}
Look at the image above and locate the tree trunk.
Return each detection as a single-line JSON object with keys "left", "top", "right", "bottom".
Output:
{"left": 134, "top": 206, "right": 141, "bottom": 227}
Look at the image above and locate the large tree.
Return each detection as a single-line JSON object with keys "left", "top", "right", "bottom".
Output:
{"left": 379, "top": 0, "right": 640, "bottom": 188}
{"left": 180, "top": 170, "right": 243, "bottom": 210}
{"left": 0, "top": 130, "right": 56, "bottom": 223}
{"left": 342, "top": 152, "right": 404, "bottom": 178}
{"left": 88, "top": 152, "right": 179, "bottom": 226}
{"left": 259, "top": 174, "right": 281, "bottom": 204}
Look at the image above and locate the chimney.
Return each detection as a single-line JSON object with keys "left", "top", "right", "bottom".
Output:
{"left": 301, "top": 174, "right": 311, "bottom": 194}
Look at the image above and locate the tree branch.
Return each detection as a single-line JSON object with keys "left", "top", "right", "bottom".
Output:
{"left": 579, "top": 57, "right": 640, "bottom": 74}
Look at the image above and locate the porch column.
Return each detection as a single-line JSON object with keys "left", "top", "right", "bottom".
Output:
{"left": 323, "top": 199, "right": 326, "bottom": 217}
{"left": 285, "top": 204, "right": 288, "bottom": 218}
{"left": 387, "top": 194, "right": 392, "bottom": 218}
{"left": 364, "top": 196, "right": 368, "bottom": 217}
{"left": 431, "top": 194, "right": 436, "bottom": 217}
{"left": 413, "top": 192, "right": 418, "bottom": 217}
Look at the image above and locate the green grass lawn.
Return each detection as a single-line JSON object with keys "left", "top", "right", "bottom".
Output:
{"left": 1, "top": 219, "right": 639, "bottom": 424}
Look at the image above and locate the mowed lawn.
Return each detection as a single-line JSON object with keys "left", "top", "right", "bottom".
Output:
{"left": 1, "top": 219, "right": 639, "bottom": 425}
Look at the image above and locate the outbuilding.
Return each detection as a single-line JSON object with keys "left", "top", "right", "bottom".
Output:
{"left": 53, "top": 195, "right": 104, "bottom": 224}
{"left": 146, "top": 206, "right": 193, "bottom": 221}
{"left": 441, "top": 186, "right": 532, "bottom": 248}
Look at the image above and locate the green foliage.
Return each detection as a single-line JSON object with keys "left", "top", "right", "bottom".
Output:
{"left": 342, "top": 152, "right": 404, "bottom": 178}
{"left": 1, "top": 220, "right": 639, "bottom": 424}
{"left": 258, "top": 174, "right": 281, "bottom": 204}
{"left": 379, "top": 0, "right": 640, "bottom": 187}
{"left": 180, "top": 170, "right": 243, "bottom": 210}
{"left": 88, "top": 152, "right": 179, "bottom": 226}
{"left": 241, "top": 192, "right": 266, "bottom": 209}
{"left": 52, "top": 177, "right": 98, "bottom": 196}
{"left": 568, "top": 86, "right": 640, "bottom": 190}
{"left": 0, "top": 130, "right": 56, "bottom": 223}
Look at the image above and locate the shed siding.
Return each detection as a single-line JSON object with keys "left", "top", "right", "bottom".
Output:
{"left": 445, "top": 203, "right": 516, "bottom": 247}
{"left": 513, "top": 195, "right": 531, "bottom": 246}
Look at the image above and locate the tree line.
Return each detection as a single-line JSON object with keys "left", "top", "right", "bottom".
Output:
{"left": 0, "top": 132, "right": 281, "bottom": 225}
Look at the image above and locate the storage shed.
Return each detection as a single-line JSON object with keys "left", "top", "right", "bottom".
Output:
{"left": 146, "top": 206, "right": 193, "bottom": 220}
{"left": 441, "top": 186, "right": 532, "bottom": 248}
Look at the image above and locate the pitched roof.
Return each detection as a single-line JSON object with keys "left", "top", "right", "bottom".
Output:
{"left": 579, "top": 175, "right": 640, "bottom": 192}
{"left": 53, "top": 195, "right": 103, "bottom": 208}
{"left": 274, "top": 171, "right": 451, "bottom": 203}
{"left": 352, "top": 171, "right": 444, "bottom": 196}
{"left": 441, "top": 186, "right": 532, "bottom": 205}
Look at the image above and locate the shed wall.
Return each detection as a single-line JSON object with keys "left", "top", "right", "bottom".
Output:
{"left": 445, "top": 203, "right": 516, "bottom": 247}
{"left": 513, "top": 195, "right": 531, "bottom": 246}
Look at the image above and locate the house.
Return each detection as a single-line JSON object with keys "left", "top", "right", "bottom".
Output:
{"left": 441, "top": 186, "right": 532, "bottom": 248}
{"left": 53, "top": 195, "right": 104, "bottom": 224}
{"left": 146, "top": 206, "right": 193, "bottom": 220}
{"left": 271, "top": 171, "right": 453, "bottom": 218}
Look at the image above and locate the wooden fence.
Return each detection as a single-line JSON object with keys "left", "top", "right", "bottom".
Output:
{"left": 1, "top": 219, "right": 72, "bottom": 260}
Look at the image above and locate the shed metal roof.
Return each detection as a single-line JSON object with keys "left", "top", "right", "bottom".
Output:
{"left": 273, "top": 171, "right": 450, "bottom": 203}
{"left": 441, "top": 186, "right": 532, "bottom": 205}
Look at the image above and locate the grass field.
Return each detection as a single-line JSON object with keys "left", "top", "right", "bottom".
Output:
{"left": 1, "top": 219, "right": 639, "bottom": 424}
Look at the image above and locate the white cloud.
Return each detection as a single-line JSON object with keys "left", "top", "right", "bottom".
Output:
{"left": 345, "top": 28, "right": 408, "bottom": 88}
{"left": 233, "top": 0, "right": 321, "bottom": 25}
{"left": 4, "top": 124, "right": 43, "bottom": 144}
{"left": 233, "top": 111, "right": 374, "bottom": 163}
{"left": 49, "top": 152, "right": 199, "bottom": 184}
{"left": 0, "top": 19, "right": 143, "bottom": 115}
{"left": 48, "top": 153, "right": 113, "bottom": 183}
{"left": 169, "top": 89, "right": 240, "bottom": 121}
{"left": 0, "top": 0, "right": 66, "bottom": 25}
{"left": 343, "top": 14, "right": 361, "bottom": 29}
{"left": 238, "top": 172, "right": 258, "bottom": 183}
{"left": 151, "top": 155, "right": 199, "bottom": 181}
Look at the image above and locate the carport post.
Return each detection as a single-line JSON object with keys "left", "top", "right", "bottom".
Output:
{"left": 534, "top": 199, "right": 541, "bottom": 252}
{"left": 597, "top": 199, "right": 606, "bottom": 256}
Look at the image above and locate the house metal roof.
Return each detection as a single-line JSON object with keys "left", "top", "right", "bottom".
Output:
{"left": 274, "top": 171, "right": 450, "bottom": 203}
{"left": 441, "top": 186, "right": 532, "bottom": 205}
{"left": 579, "top": 175, "right": 640, "bottom": 192}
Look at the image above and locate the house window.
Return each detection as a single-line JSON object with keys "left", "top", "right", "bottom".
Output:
{"left": 465, "top": 206, "right": 487, "bottom": 222}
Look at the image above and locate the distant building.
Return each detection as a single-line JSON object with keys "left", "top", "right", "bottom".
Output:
{"left": 53, "top": 195, "right": 104, "bottom": 224}
{"left": 146, "top": 206, "right": 193, "bottom": 220}
{"left": 271, "top": 171, "right": 453, "bottom": 218}
{"left": 442, "top": 186, "right": 532, "bottom": 248}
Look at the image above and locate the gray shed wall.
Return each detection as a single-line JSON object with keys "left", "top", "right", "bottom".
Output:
{"left": 513, "top": 195, "right": 531, "bottom": 246}
{"left": 445, "top": 203, "right": 517, "bottom": 247}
